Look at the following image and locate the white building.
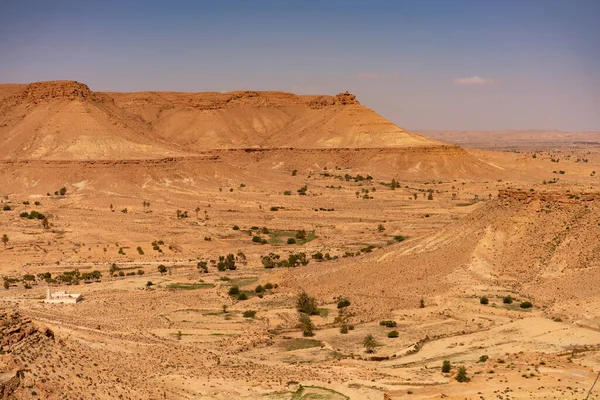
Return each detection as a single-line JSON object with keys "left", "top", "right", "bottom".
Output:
{"left": 44, "top": 289, "right": 82, "bottom": 304}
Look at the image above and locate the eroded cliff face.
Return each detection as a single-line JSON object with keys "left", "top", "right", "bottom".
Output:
{"left": 0, "top": 312, "right": 56, "bottom": 399}
{"left": 498, "top": 188, "right": 599, "bottom": 204}
{"left": 2, "top": 80, "right": 104, "bottom": 105}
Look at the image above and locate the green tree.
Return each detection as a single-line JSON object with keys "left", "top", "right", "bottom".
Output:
{"left": 363, "top": 334, "right": 377, "bottom": 353}
{"left": 296, "top": 291, "right": 318, "bottom": 315}
{"left": 158, "top": 264, "right": 168, "bottom": 274}
{"left": 455, "top": 366, "right": 470, "bottom": 382}
{"left": 442, "top": 360, "right": 451, "bottom": 373}
{"left": 299, "top": 314, "right": 315, "bottom": 337}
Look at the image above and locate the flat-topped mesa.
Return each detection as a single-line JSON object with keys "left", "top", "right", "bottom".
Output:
{"left": 16, "top": 80, "right": 102, "bottom": 104}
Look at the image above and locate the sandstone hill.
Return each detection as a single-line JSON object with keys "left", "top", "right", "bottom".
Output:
{"left": 285, "top": 188, "right": 600, "bottom": 319}
{"left": 0, "top": 81, "right": 186, "bottom": 160}
{"left": 0, "top": 80, "right": 503, "bottom": 182}
{"left": 107, "top": 89, "right": 440, "bottom": 150}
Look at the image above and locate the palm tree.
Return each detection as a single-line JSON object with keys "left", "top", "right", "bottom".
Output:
{"left": 363, "top": 334, "right": 377, "bottom": 353}
{"left": 1, "top": 234, "right": 8, "bottom": 248}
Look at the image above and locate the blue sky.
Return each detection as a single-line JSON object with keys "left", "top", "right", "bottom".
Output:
{"left": 1, "top": 0, "right": 599, "bottom": 130}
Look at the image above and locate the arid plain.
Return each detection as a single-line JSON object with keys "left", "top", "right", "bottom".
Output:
{"left": 0, "top": 81, "right": 599, "bottom": 399}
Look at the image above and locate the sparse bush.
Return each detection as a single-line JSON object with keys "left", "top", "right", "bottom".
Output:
{"left": 299, "top": 314, "right": 315, "bottom": 337}
{"left": 237, "top": 292, "right": 248, "bottom": 301}
{"left": 479, "top": 355, "right": 489, "bottom": 363}
{"left": 363, "top": 334, "right": 377, "bottom": 353}
{"left": 264, "top": 283, "right": 273, "bottom": 290}
{"left": 243, "top": 310, "right": 256, "bottom": 318}
{"left": 503, "top": 296, "right": 513, "bottom": 304}
{"left": 252, "top": 236, "right": 262, "bottom": 243}
{"left": 455, "top": 366, "right": 470, "bottom": 382}
{"left": 520, "top": 301, "right": 533, "bottom": 309}
{"left": 379, "top": 320, "right": 397, "bottom": 328}
{"left": 442, "top": 360, "right": 451, "bottom": 373}
{"left": 480, "top": 296, "right": 489, "bottom": 305}
{"left": 296, "top": 291, "right": 318, "bottom": 315}
{"left": 157, "top": 265, "right": 167, "bottom": 274}
{"left": 340, "top": 323, "right": 349, "bottom": 334}
{"left": 336, "top": 298, "right": 351, "bottom": 309}
{"left": 228, "top": 286, "right": 240, "bottom": 296}
{"left": 387, "top": 330, "right": 399, "bottom": 338}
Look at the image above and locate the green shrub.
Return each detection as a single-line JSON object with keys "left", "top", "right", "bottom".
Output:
{"left": 287, "top": 238, "right": 296, "bottom": 244}
{"left": 336, "top": 298, "right": 351, "bottom": 309}
{"left": 520, "top": 301, "right": 533, "bottom": 309}
{"left": 264, "top": 283, "right": 273, "bottom": 290}
{"left": 296, "top": 291, "right": 318, "bottom": 315}
{"left": 455, "top": 366, "right": 470, "bottom": 382}
{"left": 243, "top": 310, "right": 256, "bottom": 318}
{"left": 480, "top": 296, "right": 489, "bottom": 305}
{"left": 255, "top": 285, "right": 264, "bottom": 293}
{"left": 387, "top": 330, "right": 399, "bottom": 338}
{"left": 379, "top": 320, "right": 397, "bottom": 328}
{"left": 299, "top": 314, "right": 315, "bottom": 337}
{"left": 252, "top": 236, "right": 262, "bottom": 243}
{"left": 3, "top": 205, "right": 11, "bottom": 211}
{"left": 340, "top": 324, "right": 349, "bottom": 334}
{"left": 233, "top": 225, "right": 240, "bottom": 230}
{"left": 503, "top": 296, "right": 513, "bottom": 304}
{"left": 228, "top": 286, "right": 240, "bottom": 296}
{"left": 442, "top": 360, "right": 451, "bottom": 373}
{"left": 479, "top": 355, "right": 489, "bottom": 363}
{"left": 237, "top": 292, "right": 248, "bottom": 301}
{"left": 394, "top": 235, "right": 407, "bottom": 242}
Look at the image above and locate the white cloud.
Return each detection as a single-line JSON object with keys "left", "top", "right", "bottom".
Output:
{"left": 355, "top": 72, "right": 400, "bottom": 79}
{"left": 453, "top": 76, "right": 495, "bottom": 85}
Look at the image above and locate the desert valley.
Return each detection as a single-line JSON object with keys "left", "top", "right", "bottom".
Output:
{"left": 0, "top": 80, "right": 598, "bottom": 400}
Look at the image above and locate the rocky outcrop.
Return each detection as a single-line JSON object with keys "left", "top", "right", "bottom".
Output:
{"left": 0, "top": 312, "right": 54, "bottom": 354}
{"left": 308, "top": 91, "right": 360, "bottom": 108}
{"left": 15, "top": 80, "right": 101, "bottom": 104}
{"left": 498, "top": 189, "right": 598, "bottom": 204}
{"left": 331, "top": 90, "right": 359, "bottom": 105}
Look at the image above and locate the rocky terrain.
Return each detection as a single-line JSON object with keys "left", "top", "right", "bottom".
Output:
{"left": 0, "top": 80, "right": 598, "bottom": 399}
